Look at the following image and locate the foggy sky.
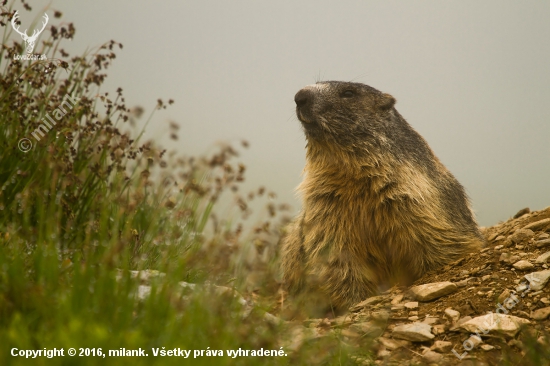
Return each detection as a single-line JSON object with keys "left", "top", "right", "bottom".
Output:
{"left": 11, "top": 0, "right": 550, "bottom": 226}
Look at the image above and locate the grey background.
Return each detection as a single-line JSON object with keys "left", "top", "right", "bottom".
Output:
{"left": 12, "top": 0, "right": 550, "bottom": 226}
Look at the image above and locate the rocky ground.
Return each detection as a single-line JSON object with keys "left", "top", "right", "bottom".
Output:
{"left": 289, "top": 206, "right": 550, "bottom": 365}
{"left": 124, "top": 206, "right": 550, "bottom": 365}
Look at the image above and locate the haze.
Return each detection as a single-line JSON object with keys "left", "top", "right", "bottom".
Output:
{"left": 11, "top": 0, "right": 550, "bottom": 226}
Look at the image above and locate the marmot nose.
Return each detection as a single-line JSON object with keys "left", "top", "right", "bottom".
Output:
{"left": 295, "top": 89, "right": 314, "bottom": 108}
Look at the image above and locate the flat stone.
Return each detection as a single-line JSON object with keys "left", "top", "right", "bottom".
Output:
{"left": 377, "top": 337, "right": 411, "bottom": 350}
{"left": 409, "top": 281, "right": 458, "bottom": 301}
{"left": 481, "top": 344, "right": 495, "bottom": 351}
{"left": 422, "top": 316, "right": 439, "bottom": 325}
{"left": 392, "top": 322, "right": 435, "bottom": 342}
{"left": 391, "top": 294, "right": 404, "bottom": 305}
{"left": 509, "top": 229, "right": 535, "bottom": 244}
{"left": 513, "top": 260, "right": 534, "bottom": 270}
{"left": 404, "top": 301, "right": 418, "bottom": 309}
{"left": 536, "top": 252, "right": 550, "bottom": 264}
{"left": 530, "top": 307, "right": 550, "bottom": 320}
{"left": 524, "top": 269, "right": 550, "bottom": 291}
{"left": 350, "top": 295, "right": 387, "bottom": 311}
{"left": 457, "top": 313, "right": 531, "bottom": 338}
{"left": 431, "top": 340, "right": 453, "bottom": 353}
{"left": 535, "top": 239, "right": 550, "bottom": 248}
{"left": 452, "top": 316, "right": 473, "bottom": 330}
{"left": 523, "top": 218, "right": 550, "bottom": 231}
{"left": 444, "top": 308, "right": 461, "bottom": 323}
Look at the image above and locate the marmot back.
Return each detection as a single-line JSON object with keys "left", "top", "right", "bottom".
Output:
{"left": 281, "top": 81, "right": 484, "bottom": 315}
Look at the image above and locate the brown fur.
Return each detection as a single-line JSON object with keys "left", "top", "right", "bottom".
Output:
{"left": 282, "top": 81, "right": 484, "bottom": 314}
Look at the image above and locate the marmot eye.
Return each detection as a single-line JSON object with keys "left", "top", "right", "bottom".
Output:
{"left": 341, "top": 90, "right": 355, "bottom": 98}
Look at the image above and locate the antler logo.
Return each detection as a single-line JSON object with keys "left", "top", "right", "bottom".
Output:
{"left": 11, "top": 11, "right": 49, "bottom": 55}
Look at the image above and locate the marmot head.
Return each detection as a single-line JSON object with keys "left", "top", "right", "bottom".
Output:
{"left": 294, "top": 81, "right": 396, "bottom": 148}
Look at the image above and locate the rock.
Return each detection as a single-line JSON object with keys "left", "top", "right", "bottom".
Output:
{"left": 535, "top": 251, "right": 550, "bottom": 264}
{"left": 371, "top": 310, "right": 390, "bottom": 322}
{"left": 422, "top": 350, "right": 442, "bottom": 364}
{"left": 339, "top": 329, "right": 361, "bottom": 338}
{"left": 480, "top": 344, "right": 495, "bottom": 351}
{"left": 523, "top": 218, "right": 550, "bottom": 231}
{"left": 331, "top": 315, "right": 354, "bottom": 326}
{"left": 457, "top": 313, "right": 530, "bottom": 338}
{"left": 516, "top": 282, "right": 530, "bottom": 292}
{"left": 377, "top": 348, "right": 391, "bottom": 359}
{"left": 481, "top": 274, "right": 491, "bottom": 281}
{"left": 432, "top": 324, "right": 447, "bottom": 335}
{"left": 513, "top": 260, "right": 534, "bottom": 270}
{"left": 409, "top": 282, "right": 458, "bottom": 301}
{"left": 508, "top": 339, "right": 523, "bottom": 349}
{"left": 444, "top": 308, "right": 461, "bottom": 323}
{"left": 509, "top": 229, "right": 535, "bottom": 244}
{"left": 494, "top": 244, "right": 504, "bottom": 250}
{"left": 392, "top": 322, "right": 435, "bottom": 342}
{"left": 513, "top": 207, "right": 530, "bottom": 219}
{"left": 540, "top": 233, "right": 550, "bottom": 239}
{"left": 452, "top": 316, "right": 473, "bottom": 330}
{"left": 455, "top": 278, "right": 474, "bottom": 287}
{"left": 391, "top": 294, "right": 403, "bottom": 305}
{"left": 524, "top": 269, "right": 550, "bottom": 291}
{"left": 535, "top": 239, "right": 550, "bottom": 248}
{"left": 284, "top": 326, "right": 323, "bottom": 351}
{"left": 498, "top": 289, "right": 511, "bottom": 304}
{"left": 391, "top": 304, "right": 405, "bottom": 311}
{"left": 377, "top": 337, "right": 411, "bottom": 350}
{"left": 530, "top": 307, "right": 550, "bottom": 320}
{"left": 408, "top": 316, "right": 419, "bottom": 321}
{"left": 422, "top": 316, "right": 439, "bottom": 325}
{"left": 350, "top": 295, "right": 387, "bottom": 311}
{"left": 404, "top": 301, "right": 418, "bottom": 309}
{"left": 499, "top": 253, "right": 511, "bottom": 263}
{"left": 431, "top": 340, "right": 453, "bottom": 353}
{"left": 465, "top": 335, "right": 483, "bottom": 348}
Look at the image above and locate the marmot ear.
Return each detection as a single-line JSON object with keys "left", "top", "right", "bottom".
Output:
{"left": 377, "top": 93, "right": 396, "bottom": 111}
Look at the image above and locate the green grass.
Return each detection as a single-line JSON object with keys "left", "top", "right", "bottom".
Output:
{"left": 0, "top": 3, "right": 359, "bottom": 365}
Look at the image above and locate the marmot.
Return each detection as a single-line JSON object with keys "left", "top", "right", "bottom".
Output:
{"left": 282, "top": 81, "right": 484, "bottom": 314}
